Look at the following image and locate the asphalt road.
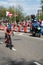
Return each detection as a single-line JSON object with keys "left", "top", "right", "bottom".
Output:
{"left": 0, "top": 30, "right": 43, "bottom": 65}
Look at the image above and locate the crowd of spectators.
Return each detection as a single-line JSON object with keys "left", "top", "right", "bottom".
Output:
{"left": 0, "top": 18, "right": 43, "bottom": 28}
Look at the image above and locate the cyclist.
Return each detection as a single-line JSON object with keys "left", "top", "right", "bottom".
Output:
{"left": 5, "top": 23, "right": 12, "bottom": 49}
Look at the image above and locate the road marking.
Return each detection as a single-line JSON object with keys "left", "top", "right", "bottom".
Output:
{"left": 12, "top": 47, "right": 16, "bottom": 51}
{"left": 34, "top": 62, "right": 41, "bottom": 65}
{"left": 18, "top": 33, "right": 24, "bottom": 35}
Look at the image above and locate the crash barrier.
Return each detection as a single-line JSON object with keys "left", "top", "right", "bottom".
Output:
{"left": 0, "top": 25, "right": 30, "bottom": 33}
{"left": 12, "top": 25, "right": 30, "bottom": 33}
{"left": 18, "top": 25, "right": 21, "bottom": 32}
{"left": 12, "top": 26, "right": 17, "bottom": 32}
{"left": 0, "top": 26, "right": 5, "bottom": 30}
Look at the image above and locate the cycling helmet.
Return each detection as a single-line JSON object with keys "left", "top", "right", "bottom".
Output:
{"left": 7, "top": 23, "right": 11, "bottom": 30}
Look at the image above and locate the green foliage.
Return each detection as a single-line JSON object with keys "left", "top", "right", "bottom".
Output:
{"left": 37, "top": 0, "right": 43, "bottom": 20}
{"left": 39, "top": 12, "right": 43, "bottom": 20}
{"left": 37, "top": 12, "right": 43, "bottom": 20}
{"left": 16, "top": 6, "right": 25, "bottom": 23}
{"left": 0, "top": 6, "right": 25, "bottom": 23}
{"left": 0, "top": 6, "right": 6, "bottom": 18}
{"left": 41, "top": 0, "right": 43, "bottom": 11}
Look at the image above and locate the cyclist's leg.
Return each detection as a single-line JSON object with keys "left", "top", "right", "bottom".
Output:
{"left": 9, "top": 36, "right": 12, "bottom": 49}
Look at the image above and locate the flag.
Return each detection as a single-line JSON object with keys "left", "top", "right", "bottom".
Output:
{"left": 6, "top": 11, "right": 9, "bottom": 16}
{"left": 6, "top": 11, "right": 13, "bottom": 17}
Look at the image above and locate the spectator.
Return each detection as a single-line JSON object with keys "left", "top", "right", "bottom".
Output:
{"left": 39, "top": 19, "right": 41, "bottom": 25}
{"left": 41, "top": 20, "right": 43, "bottom": 26}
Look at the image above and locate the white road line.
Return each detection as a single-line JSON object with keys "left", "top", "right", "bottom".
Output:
{"left": 34, "top": 62, "right": 41, "bottom": 65}
{"left": 18, "top": 33, "right": 24, "bottom": 35}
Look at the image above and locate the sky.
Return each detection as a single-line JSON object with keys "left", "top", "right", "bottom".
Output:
{"left": 0, "top": 0, "right": 41, "bottom": 15}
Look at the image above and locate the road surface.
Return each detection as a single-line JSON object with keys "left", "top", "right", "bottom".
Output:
{"left": 0, "top": 30, "right": 43, "bottom": 65}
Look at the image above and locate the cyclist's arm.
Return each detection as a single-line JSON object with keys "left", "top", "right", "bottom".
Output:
{"left": 8, "top": 31, "right": 12, "bottom": 35}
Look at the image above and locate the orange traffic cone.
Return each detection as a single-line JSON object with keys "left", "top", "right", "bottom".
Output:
{"left": 13, "top": 25, "right": 16, "bottom": 31}
{"left": 24, "top": 25, "right": 27, "bottom": 33}
{"left": 18, "top": 25, "right": 21, "bottom": 32}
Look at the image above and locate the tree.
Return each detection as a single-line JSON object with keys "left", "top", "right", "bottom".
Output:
{"left": 7, "top": 7, "right": 16, "bottom": 23}
{"left": 41, "top": 0, "right": 43, "bottom": 11}
{"left": 16, "top": 6, "right": 25, "bottom": 23}
{"left": 6, "top": 6, "right": 25, "bottom": 23}
{"left": 37, "top": 0, "right": 43, "bottom": 20}
{"left": 0, "top": 6, "right": 25, "bottom": 23}
{"left": 0, "top": 6, "right": 6, "bottom": 19}
{"left": 25, "top": 15, "right": 30, "bottom": 21}
{"left": 37, "top": 12, "right": 43, "bottom": 20}
{"left": 39, "top": 13, "right": 43, "bottom": 20}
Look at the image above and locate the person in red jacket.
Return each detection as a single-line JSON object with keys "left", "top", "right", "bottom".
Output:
{"left": 4, "top": 23, "right": 12, "bottom": 49}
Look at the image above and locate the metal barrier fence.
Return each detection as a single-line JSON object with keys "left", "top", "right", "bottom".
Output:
{"left": 0, "top": 25, "right": 30, "bottom": 33}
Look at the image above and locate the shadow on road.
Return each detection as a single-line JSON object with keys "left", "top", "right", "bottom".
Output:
{"left": 29, "top": 34, "right": 40, "bottom": 38}
{"left": 0, "top": 57, "right": 42, "bottom": 65}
